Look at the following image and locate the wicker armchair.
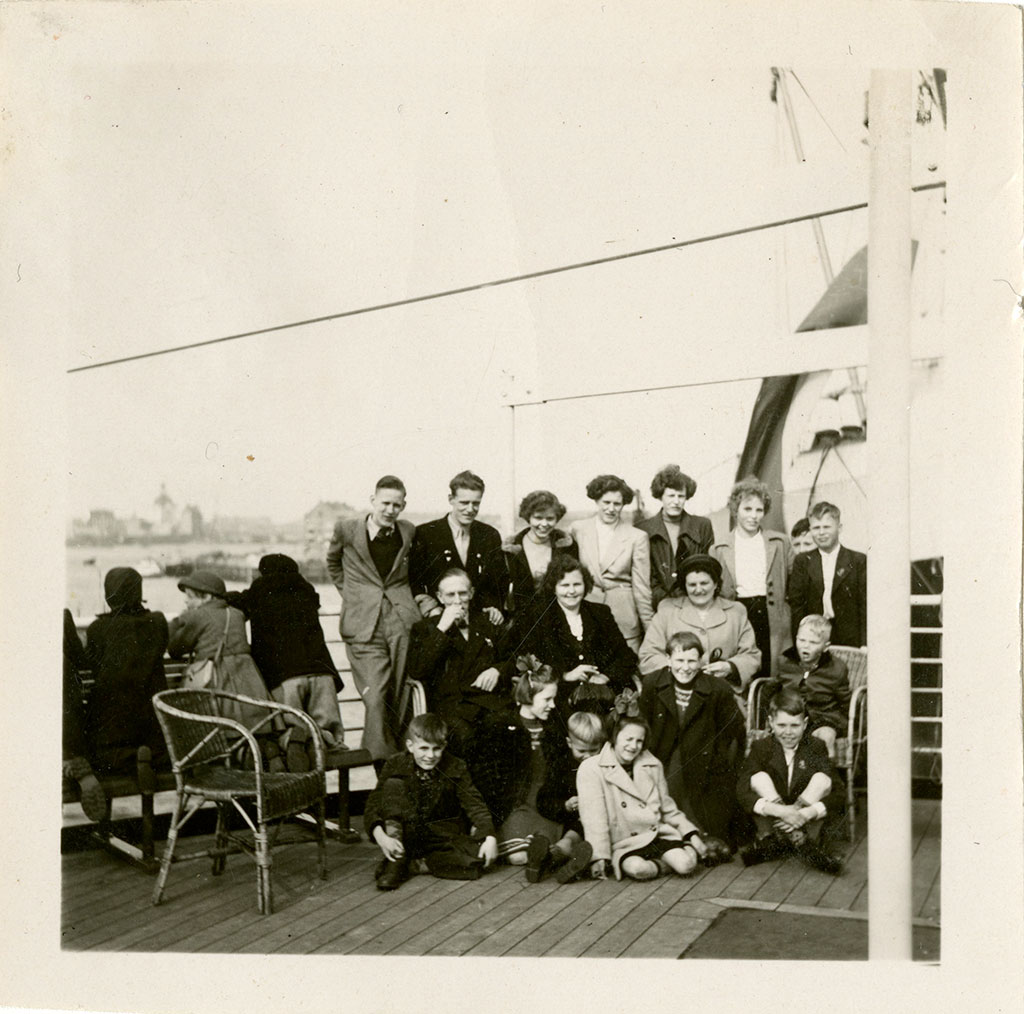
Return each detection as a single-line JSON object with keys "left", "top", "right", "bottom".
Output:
{"left": 151, "top": 688, "right": 327, "bottom": 915}
{"left": 745, "top": 646, "right": 868, "bottom": 838}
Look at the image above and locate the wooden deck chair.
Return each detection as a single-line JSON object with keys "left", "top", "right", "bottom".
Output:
{"left": 151, "top": 688, "right": 327, "bottom": 915}
{"left": 745, "top": 645, "right": 868, "bottom": 838}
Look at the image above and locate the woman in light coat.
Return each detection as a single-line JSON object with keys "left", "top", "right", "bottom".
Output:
{"left": 577, "top": 707, "right": 706, "bottom": 880}
{"left": 638, "top": 554, "right": 761, "bottom": 699}
{"left": 570, "top": 474, "right": 653, "bottom": 653}
{"left": 711, "top": 476, "right": 792, "bottom": 678}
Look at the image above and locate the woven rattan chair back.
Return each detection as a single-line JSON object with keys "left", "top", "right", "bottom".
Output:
{"left": 152, "top": 689, "right": 235, "bottom": 770}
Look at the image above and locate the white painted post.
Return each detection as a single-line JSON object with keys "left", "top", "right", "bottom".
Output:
{"left": 866, "top": 69, "right": 914, "bottom": 960}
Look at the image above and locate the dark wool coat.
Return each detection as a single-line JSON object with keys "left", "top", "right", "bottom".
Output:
{"left": 503, "top": 599, "right": 638, "bottom": 709}
{"left": 771, "top": 647, "right": 851, "bottom": 732}
{"left": 466, "top": 707, "right": 565, "bottom": 828}
{"left": 405, "top": 612, "right": 509, "bottom": 728}
{"left": 535, "top": 733, "right": 586, "bottom": 836}
{"left": 500, "top": 527, "right": 578, "bottom": 621}
{"left": 224, "top": 572, "right": 341, "bottom": 693}
{"left": 736, "top": 732, "right": 835, "bottom": 812}
{"left": 639, "top": 668, "right": 746, "bottom": 841}
{"left": 635, "top": 510, "right": 715, "bottom": 607}
{"left": 363, "top": 750, "right": 496, "bottom": 856}
{"left": 787, "top": 545, "right": 867, "bottom": 648}
{"left": 409, "top": 516, "right": 508, "bottom": 615}
{"left": 84, "top": 608, "right": 169, "bottom": 771}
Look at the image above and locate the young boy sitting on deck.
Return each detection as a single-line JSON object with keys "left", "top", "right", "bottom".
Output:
{"left": 737, "top": 689, "right": 843, "bottom": 875}
{"left": 770, "top": 614, "right": 851, "bottom": 760}
{"left": 364, "top": 713, "right": 499, "bottom": 891}
{"left": 527, "top": 711, "right": 605, "bottom": 884}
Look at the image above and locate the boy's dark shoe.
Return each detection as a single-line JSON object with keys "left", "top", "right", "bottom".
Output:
{"left": 796, "top": 841, "right": 844, "bottom": 876}
{"left": 740, "top": 833, "right": 792, "bottom": 867}
{"left": 525, "top": 834, "right": 552, "bottom": 883}
{"left": 376, "top": 857, "right": 410, "bottom": 890}
{"left": 554, "top": 840, "right": 594, "bottom": 884}
{"left": 700, "top": 836, "right": 734, "bottom": 868}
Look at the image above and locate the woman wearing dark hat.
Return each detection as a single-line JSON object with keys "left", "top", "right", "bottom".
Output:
{"left": 224, "top": 554, "right": 346, "bottom": 762}
{"left": 167, "top": 570, "right": 277, "bottom": 748}
{"left": 637, "top": 554, "right": 760, "bottom": 698}
{"left": 84, "top": 567, "right": 169, "bottom": 776}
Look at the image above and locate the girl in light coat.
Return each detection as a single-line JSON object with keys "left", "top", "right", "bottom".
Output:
{"left": 577, "top": 699, "right": 707, "bottom": 880}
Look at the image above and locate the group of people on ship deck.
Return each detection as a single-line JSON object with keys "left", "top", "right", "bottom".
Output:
{"left": 63, "top": 464, "right": 867, "bottom": 889}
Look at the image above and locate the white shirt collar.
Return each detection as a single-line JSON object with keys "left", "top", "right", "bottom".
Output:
{"left": 367, "top": 516, "right": 394, "bottom": 541}
{"left": 448, "top": 514, "right": 471, "bottom": 542}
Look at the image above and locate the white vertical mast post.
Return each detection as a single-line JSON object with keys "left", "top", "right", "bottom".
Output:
{"left": 866, "top": 69, "right": 914, "bottom": 960}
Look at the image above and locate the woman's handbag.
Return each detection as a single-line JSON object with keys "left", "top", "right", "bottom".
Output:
{"left": 182, "top": 611, "right": 230, "bottom": 690}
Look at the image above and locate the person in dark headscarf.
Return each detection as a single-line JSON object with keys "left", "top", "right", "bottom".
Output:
{"left": 84, "top": 568, "right": 169, "bottom": 776}
{"left": 225, "top": 554, "right": 346, "bottom": 767}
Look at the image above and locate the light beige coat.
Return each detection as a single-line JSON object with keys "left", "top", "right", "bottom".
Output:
{"left": 570, "top": 517, "right": 653, "bottom": 648}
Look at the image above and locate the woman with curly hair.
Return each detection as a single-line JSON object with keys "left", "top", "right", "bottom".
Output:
{"left": 501, "top": 489, "right": 578, "bottom": 623}
{"left": 635, "top": 464, "right": 715, "bottom": 609}
{"left": 710, "top": 476, "right": 792, "bottom": 678}
{"left": 569, "top": 474, "right": 652, "bottom": 652}
{"left": 504, "top": 554, "right": 638, "bottom": 715}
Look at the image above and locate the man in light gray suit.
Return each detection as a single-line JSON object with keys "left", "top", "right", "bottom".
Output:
{"left": 326, "top": 476, "right": 422, "bottom": 761}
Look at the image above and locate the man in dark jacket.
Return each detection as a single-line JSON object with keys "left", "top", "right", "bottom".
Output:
{"left": 404, "top": 569, "right": 508, "bottom": 756}
{"left": 226, "top": 554, "right": 345, "bottom": 753}
{"left": 408, "top": 469, "right": 507, "bottom": 622}
{"left": 787, "top": 502, "right": 867, "bottom": 648}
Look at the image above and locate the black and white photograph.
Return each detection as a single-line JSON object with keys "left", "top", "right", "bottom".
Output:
{"left": 2, "top": 1, "right": 1022, "bottom": 1012}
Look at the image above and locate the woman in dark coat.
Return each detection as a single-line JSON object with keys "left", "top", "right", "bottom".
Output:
{"left": 224, "top": 554, "right": 345, "bottom": 753}
{"left": 639, "top": 630, "right": 746, "bottom": 847}
{"left": 84, "top": 568, "right": 169, "bottom": 775}
{"left": 504, "top": 555, "right": 638, "bottom": 715}
{"left": 500, "top": 489, "right": 578, "bottom": 623}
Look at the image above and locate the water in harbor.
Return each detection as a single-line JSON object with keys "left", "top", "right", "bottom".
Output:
{"left": 65, "top": 541, "right": 340, "bottom": 621}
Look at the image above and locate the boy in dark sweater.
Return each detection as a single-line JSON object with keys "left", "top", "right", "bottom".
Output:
{"left": 365, "top": 713, "right": 498, "bottom": 891}
{"left": 770, "top": 614, "right": 851, "bottom": 760}
{"left": 528, "top": 711, "right": 604, "bottom": 884}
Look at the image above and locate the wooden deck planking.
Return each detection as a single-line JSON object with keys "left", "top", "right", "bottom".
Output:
{"left": 541, "top": 877, "right": 666, "bottom": 958}
{"left": 782, "top": 863, "right": 841, "bottom": 909}
{"left": 366, "top": 871, "right": 524, "bottom": 956}
{"left": 62, "top": 800, "right": 941, "bottom": 955}
{"left": 622, "top": 912, "right": 715, "bottom": 958}
{"left": 463, "top": 878, "right": 590, "bottom": 957}
{"left": 500, "top": 877, "right": 609, "bottom": 957}
{"left": 300, "top": 877, "right": 469, "bottom": 955}
{"left": 716, "top": 857, "right": 778, "bottom": 900}
{"left": 424, "top": 875, "right": 569, "bottom": 956}
{"left": 818, "top": 833, "right": 868, "bottom": 911}
{"left": 680, "top": 858, "right": 746, "bottom": 901}
{"left": 143, "top": 857, "right": 374, "bottom": 953}
{"left": 194, "top": 858, "right": 380, "bottom": 954}
{"left": 581, "top": 876, "right": 697, "bottom": 958}
{"left": 244, "top": 866, "right": 440, "bottom": 954}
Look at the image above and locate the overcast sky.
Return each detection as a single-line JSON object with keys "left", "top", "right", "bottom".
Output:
{"left": 43, "top": 7, "right": 887, "bottom": 527}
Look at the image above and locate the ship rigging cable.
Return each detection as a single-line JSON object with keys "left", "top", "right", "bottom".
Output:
{"left": 67, "top": 181, "right": 945, "bottom": 376}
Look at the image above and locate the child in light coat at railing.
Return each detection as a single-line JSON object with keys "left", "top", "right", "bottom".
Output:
{"left": 576, "top": 692, "right": 708, "bottom": 881}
